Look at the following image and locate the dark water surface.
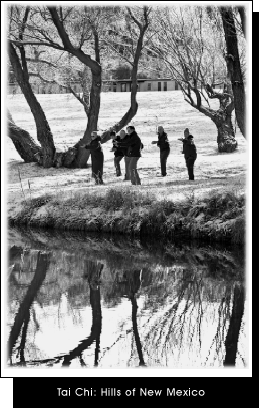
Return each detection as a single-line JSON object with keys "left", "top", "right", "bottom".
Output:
{"left": 7, "top": 227, "right": 247, "bottom": 369}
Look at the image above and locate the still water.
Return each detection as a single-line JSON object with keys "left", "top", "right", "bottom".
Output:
{"left": 7, "top": 227, "right": 247, "bottom": 369}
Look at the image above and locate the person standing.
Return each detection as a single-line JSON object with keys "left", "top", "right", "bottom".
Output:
{"left": 178, "top": 128, "right": 197, "bottom": 180}
{"left": 81, "top": 131, "right": 104, "bottom": 185}
{"left": 178, "top": 127, "right": 189, "bottom": 155}
{"left": 110, "top": 130, "right": 122, "bottom": 176}
{"left": 184, "top": 135, "right": 197, "bottom": 180}
{"left": 152, "top": 125, "right": 170, "bottom": 176}
{"left": 111, "top": 130, "right": 129, "bottom": 177}
{"left": 178, "top": 131, "right": 197, "bottom": 181}
{"left": 115, "top": 125, "right": 142, "bottom": 185}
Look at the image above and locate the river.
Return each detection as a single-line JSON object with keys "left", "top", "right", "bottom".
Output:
{"left": 7, "top": 227, "right": 247, "bottom": 369}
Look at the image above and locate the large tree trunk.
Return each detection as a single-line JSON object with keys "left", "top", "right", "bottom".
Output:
{"left": 220, "top": 7, "right": 246, "bottom": 139}
{"left": 8, "top": 110, "right": 79, "bottom": 168}
{"left": 81, "top": 66, "right": 91, "bottom": 115}
{"left": 213, "top": 112, "right": 238, "bottom": 153}
{"left": 72, "top": 69, "right": 102, "bottom": 168}
{"left": 84, "top": 70, "right": 102, "bottom": 138}
{"left": 190, "top": 86, "right": 238, "bottom": 153}
{"left": 8, "top": 110, "right": 42, "bottom": 163}
{"left": 9, "top": 43, "right": 56, "bottom": 167}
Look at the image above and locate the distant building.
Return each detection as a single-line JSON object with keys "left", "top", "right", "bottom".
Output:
{"left": 8, "top": 80, "right": 82, "bottom": 95}
{"left": 8, "top": 78, "right": 224, "bottom": 95}
{"left": 102, "top": 78, "right": 180, "bottom": 92}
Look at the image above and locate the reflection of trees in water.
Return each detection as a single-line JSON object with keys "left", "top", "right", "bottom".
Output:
{"left": 126, "top": 270, "right": 146, "bottom": 367}
{"left": 139, "top": 268, "right": 204, "bottom": 364}
{"left": 62, "top": 261, "right": 103, "bottom": 367}
{"left": 224, "top": 283, "right": 245, "bottom": 366}
{"left": 7, "top": 231, "right": 246, "bottom": 368}
{"left": 98, "top": 269, "right": 146, "bottom": 368}
{"left": 8, "top": 259, "right": 103, "bottom": 367}
{"left": 138, "top": 267, "right": 245, "bottom": 367}
{"left": 8, "top": 251, "right": 51, "bottom": 365}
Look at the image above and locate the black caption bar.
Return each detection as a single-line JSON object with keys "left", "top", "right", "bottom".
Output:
{"left": 13, "top": 377, "right": 250, "bottom": 406}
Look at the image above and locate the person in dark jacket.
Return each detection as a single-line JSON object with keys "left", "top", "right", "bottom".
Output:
{"left": 115, "top": 125, "right": 142, "bottom": 185}
{"left": 178, "top": 127, "right": 189, "bottom": 155}
{"left": 184, "top": 135, "right": 197, "bottom": 180}
{"left": 111, "top": 130, "right": 128, "bottom": 177}
{"left": 178, "top": 128, "right": 197, "bottom": 180}
{"left": 81, "top": 131, "right": 104, "bottom": 185}
{"left": 152, "top": 125, "right": 170, "bottom": 176}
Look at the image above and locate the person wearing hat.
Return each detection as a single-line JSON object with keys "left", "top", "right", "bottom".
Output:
{"left": 178, "top": 129, "right": 197, "bottom": 180}
{"left": 114, "top": 125, "right": 142, "bottom": 185}
{"left": 178, "top": 128, "right": 190, "bottom": 155}
{"left": 81, "top": 131, "right": 104, "bottom": 185}
{"left": 151, "top": 125, "right": 170, "bottom": 176}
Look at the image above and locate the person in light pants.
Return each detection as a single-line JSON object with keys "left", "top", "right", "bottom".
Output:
{"left": 115, "top": 126, "right": 142, "bottom": 186}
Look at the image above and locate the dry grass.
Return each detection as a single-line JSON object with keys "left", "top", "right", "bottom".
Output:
{"left": 9, "top": 187, "right": 245, "bottom": 245}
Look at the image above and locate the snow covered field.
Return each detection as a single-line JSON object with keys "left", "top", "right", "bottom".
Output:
{"left": 6, "top": 91, "right": 247, "bottom": 207}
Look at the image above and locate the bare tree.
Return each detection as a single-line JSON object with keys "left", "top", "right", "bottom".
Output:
{"left": 147, "top": 6, "right": 238, "bottom": 152}
{"left": 8, "top": 5, "right": 151, "bottom": 167}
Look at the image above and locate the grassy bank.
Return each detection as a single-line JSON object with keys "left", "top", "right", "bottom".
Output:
{"left": 8, "top": 187, "right": 245, "bottom": 246}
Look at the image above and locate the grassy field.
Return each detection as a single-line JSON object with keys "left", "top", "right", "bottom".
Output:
{"left": 7, "top": 91, "right": 247, "bottom": 208}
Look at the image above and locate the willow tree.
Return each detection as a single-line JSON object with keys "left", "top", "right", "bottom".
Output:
{"left": 147, "top": 6, "right": 238, "bottom": 153}
{"left": 8, "top": 5, "right": 152, "bottom": 167}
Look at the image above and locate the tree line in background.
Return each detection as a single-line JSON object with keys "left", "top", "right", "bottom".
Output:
{"left": 7, "top": 5, "right": 246, "bottom": 168}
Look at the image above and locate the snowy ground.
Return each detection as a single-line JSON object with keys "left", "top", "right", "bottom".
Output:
{"left": 6, "top": 91, "right": 247, "bottom": 207}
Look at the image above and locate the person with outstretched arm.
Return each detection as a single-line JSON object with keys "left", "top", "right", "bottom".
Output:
{"left": 80, "top": 131, "right": 104, "bottom": 185}
{"left": 151, "top": 125, "right": 170, "bottom": 176}
{"left": 178, "top": 127, "right": 189, "bottom": 155}
{"left": 178, "top": 128, "right": 197, "bottom": 180}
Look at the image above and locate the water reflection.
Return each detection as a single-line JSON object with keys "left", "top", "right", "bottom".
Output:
{"left": 7, "top": 227, "right": 247, "bottom": 368}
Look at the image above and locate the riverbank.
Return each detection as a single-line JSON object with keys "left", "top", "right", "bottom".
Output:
{"left": 8, "top": 186, "right": 245, "bottom": 245}
{"left": 6, "top": 93, "right": 247, "bottom": 244}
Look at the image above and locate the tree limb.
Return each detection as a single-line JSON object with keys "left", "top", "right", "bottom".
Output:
{"left": 127, "top": 7, "right": 142, "bottom": 31}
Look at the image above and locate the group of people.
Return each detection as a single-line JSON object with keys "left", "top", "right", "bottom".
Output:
{"left": 80, "top": 125, "right": 197, "bottom": 185}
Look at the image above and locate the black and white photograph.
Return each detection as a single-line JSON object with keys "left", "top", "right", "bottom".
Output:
{"left": 2, "top": 0, "right": 251, "bottom": 377}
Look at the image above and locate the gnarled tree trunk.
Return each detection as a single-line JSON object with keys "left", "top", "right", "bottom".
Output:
{"left": 8, "top": 110, "right": 42, "bottom": 163}
{"left": 9, "top": 43, "right": 56, "bottom": 168}
{"left": 188, "top": 85, "right": 238, "bottom": 153}
{"left": 8, "top": 110, "right": 79, "bottom": 168}
{"left": 212, "top": 110, "right": 238, "bottom": 153}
